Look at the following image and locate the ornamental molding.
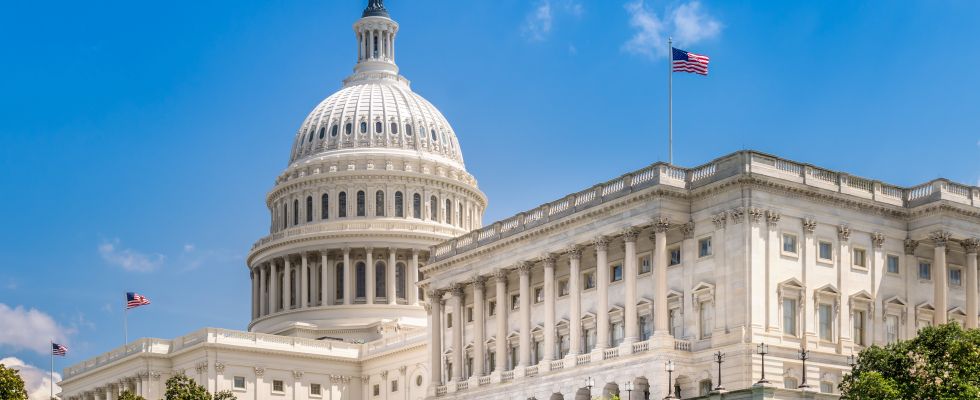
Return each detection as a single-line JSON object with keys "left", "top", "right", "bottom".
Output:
{"left": 593, "top": 236, "right": 609, "bottom": 251}
{"left": 871, "top": 232, "right": 885, "bottom": 248}
{"left": 747, "top": 207, "right": 765, "bottom": 224}
{"left": 765, "top": 209, "right": 781, "bottom": 226}
{"left": 729, "top": 207, "right": 745, "bottom": 224}
{"left": 516, "top": 261, "right": 533, "bottom": 275}
{"left": 680, "top": 221, "right": 696, "bottom": 239}
{"left": 653, "top": 216, "right": 671, "bottom": 232}
{"left": 802, "top": 218, "right": 817, "bottom": 233}
{"left": 837, "top": 225, "right": 851, "bottom": 241}
{"left": 622, "top": 226, "right": 640, "bottom": 243}
{"left": 448, "top": 282, "right": 464, "bottom": 297}
{"left": 293, "top": 370, "right": 304, "bottom": 379}
{"left": 214, "top": 362, "right": 225, "bottom": 373}
{"left": 493, "top": 269, "right": 509, "bottom": 282}
{"left": 904, "top": 238, "right": 919, "bottom": 255}
{"left": 565, "top": 245, "right": 583, "bottom": 260}
{"left": 963, "top": 238, "right": 980, "bottom": 254}
{"left": 930, "top": 230, "right": 952, "bottom": 247}
{"left": 469, "top": 274, "right": 488, "bottom": 289}
{"left": 711, "top": 212, "right": 727, "bottom": 229}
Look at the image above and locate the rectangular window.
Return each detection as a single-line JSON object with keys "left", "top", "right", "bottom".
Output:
{"left": 233, "top": 376, "right": 246, "bottom": 390}
{"left": 488, "top": 300, "right": 496, "bottom": 316}
{"left": 640, "top": 315, "right": 652, "bottom": 340}
{"left": 488, "top": 351, "right": 496, "bottom": 372}
{"left": 391, "top": 380, "right": 398, "bottom": 392}
{"left": 699, "top": 302, "right": 713, "bottom": 339}
{"left": 819, "top": 304, "right": 833, "bottom": 341}
{"left": 818, "top": 241, "right": 833, "bottom": 262}
{"left": 783, "top": 298, "right": 797, "bottom": 336}
{"left": 698, "top": 237, "right": 713, "bottom": 258}
{"left": 885, "top": 315, "right": 899, "bottom": 344}
{"left": 584, "top": 328, "right": 596, "bottom": 352}
{"left": 534, "top": 287, "right": 544, "bottom": 303}
{"left": 583, "top": 271, "right": 596, "bottom": 290}
{"left": 610, "top": 263, "right": 623, "bottom": 282}
{"left": 782, "top": 233, "right": 798, "bottom": 254}
{"left": 887, "top": 255, "right": 901, "bottom": 274}
{"left": 669, "top": 246, "right": 681, "bottom": 266}
{"left": 854, "top": 310, "right": 866, "bottom": 346}
{"left": 511, "top": 294, "right": 520, "bottom": 310}
{"left": 447, "top": 313, "right": 453, "bottom": 328}
{"left": 820, "top": 382, "right": 834, "bottom": 394}
{"left": 558, "top": 279, "right": 569, "bottom": 297}
{"left": 669, "top": 309, "right": 681, "bottom": 338}
{"left": 639, "top": 255, "right": 652, "bottom": 274}
{"left": 509, "top": 346, "right": 518, "bottom": 369}
{"left": 559, "top": 334, "right": 570, "bottom": 358}
{"left": 466, "top": 306, "right": 474, "bottom": 322}
{"left": 311, "top": 383, "right": 322, "bottom": 396}
{"left": 273, "top": 380, "right": 284, "bottom": 393}
{"left": 611, "top": 322, "right": 625, "bottom": 345}
{"left": 373, "top": 384, "right": 380, "bottom": 396}
{"left": 853, "top": 248, "right": 867, "bottom": 268}
{"left": 950, "top": 268, "right": 962, "bottom": 286}
{"left": 918, "top": 319, "right": 932, "bottom": 331}
{"left": 533, "top": 340, "right": 543, "bottom": 364}
{"left": 919, "top": 261, "right": 932, "bottom": 280}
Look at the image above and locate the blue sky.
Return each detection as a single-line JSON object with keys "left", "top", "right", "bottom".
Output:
{"left": 1, "top": 0, "right": 978, "bottom": 395}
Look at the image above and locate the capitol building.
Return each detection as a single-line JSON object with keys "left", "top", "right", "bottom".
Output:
{"left": 58, "top": 2, "right": 980, "bottom": 400}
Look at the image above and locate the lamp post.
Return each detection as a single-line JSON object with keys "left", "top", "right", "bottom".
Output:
{"left": 756, "top": 343, "right": 770, "bottom": 384}
{"left": 798, "top": 347, "right": 810, "bottom": 389}
{"left": 847, "top": 353, "right": 856, "bottom": 369}
{"left": 664, "top": 360, "right": 675, "bottom": 399}
{"left": 585, "top": 376, "right": 595, "bottom": 396}
{"left": 624, "top": 380, "right": 633, "bottom": 400}
{"left": 713, "top": 351, "right": 725, "bottom": 391}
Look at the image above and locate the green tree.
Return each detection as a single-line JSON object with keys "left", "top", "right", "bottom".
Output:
{"left": 164, "top": 373, "right": 235, "bottom": 400}
{"left": 119, "top": 390, "right": 147, "bottom": 400}
{"left": 0, "top": 363, "right": 29, "bottom": 400}
{"left": 840, "top": 323, "right": 980, "bottom": 399}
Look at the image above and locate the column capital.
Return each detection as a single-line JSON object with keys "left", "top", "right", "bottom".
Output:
{"left": 388, "top": 247, "right": 396, "bottom": 255}
{"left": 622, "top": 226, "right": 641, "bottom": 243}
{"left": 593, "top": 236, "right": 610, "bottom": 251}
{"left": 930, "top": 230, "right": 952, "bottom": 247}
{"left": 493, "top": 268, "right": 509, "bottom": 282}
{"left": 871, "top": 232, "right": 885, "bottom": 249}
{"left": 802, "top": 217, "right": 817, "bottom": 233}
{"left": 729, "top": 207, "right": 745, "bottom": 224}
{"left": 904, "top": 238, "right": 919, "bottom": 255}
{"left": 748, "top": 207, "right": 765, "bottom": 224}
{"left": 653, "top": 216, "right": 671, "bottom": 232}
{"left": 426, "top": 288, "right": 444, "bottom": 300}
{"left": 343, "top": 247, "right": 351, "bottom": 255}
{"left": 470, "top": 275, "right": 489, "bottom": 289}
{"left": 711, "top": 211, "right": 727, "bottom": 229}
{"left": 765, "top": 209, "right": 781, "bottom": 226}
{"left": 837, "top": 225, "right": 851, "bottom": 242}
{"left": 681, "top": 221, "right": 696, "bottom": 239}
{"left": 963, "top": 238, "right": 980, "bottom": 254}
{"left": 516, "top": 261, "right": 533, "bottom": 275}
{"left": 365, "top": 246, "right": 374, "bottom": 254}
{"left": 565, "top": 245, "right": 583, "bottom": 260}
{"left": 543, "top": 253, "right": 558, "bottom": 267}
{"left": 449, "top": 282, "right": 464, "bottom": 297}
{"left": 412, "top": 248, "right": 420, "bottom": 256}
{"left": 254, "top": 366, "right": 265, "bottom": 377}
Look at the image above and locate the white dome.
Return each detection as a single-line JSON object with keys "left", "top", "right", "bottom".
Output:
{"left": 288, "top": 80, "right": 465, "bottom": 169}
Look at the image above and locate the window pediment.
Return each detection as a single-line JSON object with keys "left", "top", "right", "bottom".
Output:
{"left": 691, "top": 282, "right": 715, "bottom": 309}
{"left": 848, "top": 290, "right": 874, "bottom": 316}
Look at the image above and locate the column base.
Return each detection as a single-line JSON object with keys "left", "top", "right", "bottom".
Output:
{"left": 650, "top": 331, "right": 674, "bottom": 350}
{"left": 620, "top": 337, "right": 637, "bottom": 355}
{"left": 591, "top": 347, "right": 606, "bottom": 361}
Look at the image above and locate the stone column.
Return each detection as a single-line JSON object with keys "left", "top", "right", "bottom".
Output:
{"left": 654, "top": 217, "right": 670, "bottom": 334}
{"left": 904, "top": 239, "right": 919, "bottom": 339}
{"left": 567, "top": 247, "right": 582, "bottom": 356}
{"left": 270, "top": 260, "right": 279, "bottom": 313}
{"left": 595, "top": 237, "right": 610, "bottom": 349}
{"left": 283, "top": 257, "right": 292, "bottom": 310}
{"left": 517, "top": 262, "right": 532, "bottom": 367}
{"left": 251, "top": 267, "right": 258, "bottom": 318}
{"left": 321, "top": 251, "right": 330, "bottom": 306}
{"left": 803, "top": 218, "right": 817, "bottom": 338}
{"left": 343, "top": 248, "right": 352, "bottom": 305}
{"left": 472, "top": 276, "right": 487, "bottom": 377}
{"left": 410, "top": 249, "right": 420, "bottom": 305}
{"left": 623, "top": 227, "right": 640, "bottom": 344}
{"left": 450, "top": 283, "right": 464, "bottom": 381}
{"left": 965, "top": 238, "right": 980, "bottom": 329}
{"left": 543, "top": 254, "right": 557, "bottom": 362}
{"left": 388, "top": 249, "right": 398, "bottom": 304}
{"left": 494, "top": 269, "right": 508, "bottom": 373}
{"left": 367, "top": 248, "right": 375, "bottom": 303}
{"left": 932, "top": 231, "right": 951, "bottom": 325}
{"left": 427, "top": 289, "right": 444, "bottom": 390}
{"left": 259, "top": 264, "right": 267, "bottom": 316}
{"left": 301, "top": 253, "right": 309, "bottom": 308}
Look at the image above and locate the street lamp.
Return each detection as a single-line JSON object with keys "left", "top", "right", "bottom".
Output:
{"left": 585, "top": 376, "right": 595, "bottom": 394}
{"left": 664, "top": 360, "right": 676, "bottom": 399}
{"left": 847, "top": 353, "right": 856, "bottom": 369}
{"left": 713, "top": 351, "right": 725, "bottom": 391}
{"left": 798, "top": 347, "right": 810, "bottom": 389}
{"left": 624, "top": 380, "right": 633, "bottom": 400}
{"left": 756, "top": 343, "right": 770, "bottom": 384}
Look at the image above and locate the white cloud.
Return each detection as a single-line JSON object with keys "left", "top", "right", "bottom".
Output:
{"left": 183, "top": 243, "right": 195, "bottom": 253}
{"left": 622, "top": 0, "right": 721, "bottom": 60}
{"left": 98, "top": 238, "right": 164, "bottom": 272}
{"left": 522, "top": 0, "right": 584, "bottom": 42}
{"left": 0, "top": 357, "right": 62, "bottom": 400}
{"left": 0, "top": 304, "right": 72, "bottom": 355}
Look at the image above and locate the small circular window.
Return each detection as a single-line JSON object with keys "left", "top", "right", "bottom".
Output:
{"left": 416, "top": 376, "right": 423, "bottom": 387}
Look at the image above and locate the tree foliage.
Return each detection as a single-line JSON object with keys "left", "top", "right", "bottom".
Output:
{"left": 164, "top": 373, "right": 235, "bottom": 400}
{"left": 119, "top": 390, "right": 147, "bottom": 400}
{"left": 840, "top": 323, "right": 980, "bottom": 399}
{"left": 0, "top": 363, "right": 29, "bottom": 400}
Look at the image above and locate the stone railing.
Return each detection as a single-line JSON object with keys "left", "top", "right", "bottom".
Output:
{"left": 64, "top": 327, "right": 413, "bottom": 379}
{"left": 428, "top": 150, "right": 980, "bottom": 263}
{"left": 251, "top": 219, "right": 460, "bottom": 253}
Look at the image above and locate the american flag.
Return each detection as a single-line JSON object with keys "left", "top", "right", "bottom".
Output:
{"left": 126, "top": 292, "right": 151, "bottom": 309}
{"left": 672, "top": 47, "right": 709, "bottom": 76}
{"left": 52, "top": 342, "right": 68, "bottom": 356}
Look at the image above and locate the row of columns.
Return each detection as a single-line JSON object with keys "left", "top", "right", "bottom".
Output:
{"left": 427, "top": 220, "right": 674, "bottom": 386}
{"left": 925, "top": 232, "right": 980, "bottom": 327}
{"left": 358, "top": 26, "right": 395, "bottom": 62}
{"left": 67, "top": 373, "right": 150, "bottom": 400}
{"left": 251, "top": 248, "right": 421, "bottom": 319}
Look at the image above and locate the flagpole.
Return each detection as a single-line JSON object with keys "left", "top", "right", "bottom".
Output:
{"left": 124, "top": 305, "right": 128, "bottom": 345}
{"left": 50, "top": 340, "right": 54, "bottom": 400}
{"left": 668, "top": 36, "right": 673, "bottom": 165}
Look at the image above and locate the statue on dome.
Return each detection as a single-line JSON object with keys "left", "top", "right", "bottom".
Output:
{"left": 362, "top": 0, "right": 389, "bottom": 18}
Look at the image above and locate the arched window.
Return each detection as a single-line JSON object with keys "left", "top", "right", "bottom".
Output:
{"left": 318, "top": 126, "right": 325, "bottom": 139}
{"left": 335, "top": 262, "right": 344, "bottom": 302}
{"left": 430, "top": 196, "right": 438, "bottom": 221}
{"left": 282, "top": 203, "right": 288, "bottom": 229}
{"left": 413, "top": 193, "right": 422, "bottom": 219}
{"left": 390, "top": 122, "right": 398, "bottom": 134}
{"left": 376, "top": 261, "right": 387, "bottom": 299}
{"left": 445, "top": 199, "right": 452, "bottom": 224}
{"left": 355, "top": 262, "right": 366, "bottom": 299}
{"left": 345, "top": 123, "right": 352, "bottom": 135}
{"left": 360, "top": 122, "right": 367, "bottom": 134}
{"left": 293, "top": 199, "right": 299, "bottom": 225}
{"left": 418, "top": 269, "right": 425, "bottom": 301}
{"left": 458, "top": 203, "right": 463, "bottom": 227}
{"left": 431, "top": 129, "right": 438, "bottom": 141}
{"left": 375, "top": 121, "right": 383, "bottom": 133}
{"left": 331, "top": 124, "right": 339, "bottom": 137}
{"left": 321, "top": 194, "right": 329, "bottom": 219}
{"left": 406, "top": 124, "right": 413, "bottom": 136}
{"left": 396, "top": 262, "right": 406, "bottom": 300}
{"left": 308, "top": 129, "right": 314, "bottom": 142}
{"left": 376, "top": 190, "right": 385, "bottom": 217}
{"left": 395, "top": 191, "right": 404, "bottom": 217}
{"left": 306, "top": 196, "right": 313, "bottom": 222}
{"left": 356, "top": 191, "right": 366, "bottom": 217}
{"left": 338, "top": 192, "right": 347, "bottom": 218}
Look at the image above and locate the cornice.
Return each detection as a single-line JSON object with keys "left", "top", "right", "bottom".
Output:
{"left": 247, "top": 226, "right": 448, "bottom": 265}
